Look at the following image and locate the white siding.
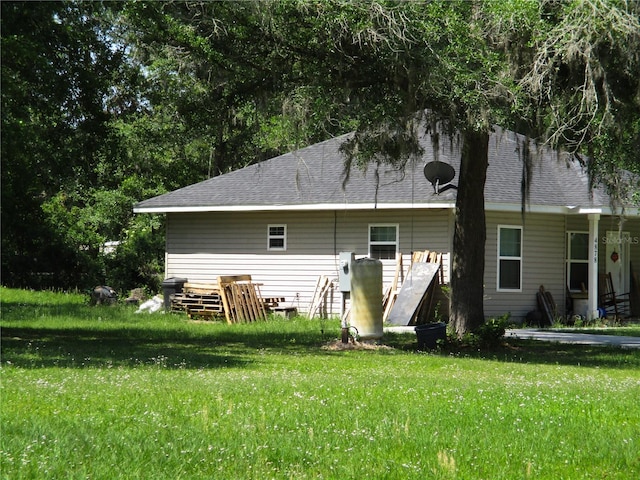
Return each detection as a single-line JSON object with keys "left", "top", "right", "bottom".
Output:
{"left": 165, "top": 209, "right": 451, "bottom": 315}
{"left": 165, "top": 209, "right": 638, "bottom": 321}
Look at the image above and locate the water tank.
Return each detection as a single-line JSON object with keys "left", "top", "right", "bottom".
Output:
{"left": 350, "top": 258, "right": 383, "bottom": 340}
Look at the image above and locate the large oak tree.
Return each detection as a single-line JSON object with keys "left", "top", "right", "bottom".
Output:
{"left": 3, "top": 1, "right": 638, "bottom": 333}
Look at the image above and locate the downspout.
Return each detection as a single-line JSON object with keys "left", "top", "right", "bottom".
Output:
{"left": 588, "top": 213, "right": 600, "bottom": 320}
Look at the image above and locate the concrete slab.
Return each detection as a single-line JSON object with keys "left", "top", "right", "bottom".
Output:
{"left": 383, "top": 326, "right": 640, "bottom": 349}
{"left": 506, "top": 329, "right": 640, "bottom": 349}
{"left": 383, "top": 326, "right": 416, "bottom": 334}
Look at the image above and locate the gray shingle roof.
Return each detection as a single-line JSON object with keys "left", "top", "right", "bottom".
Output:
{"left": 134, "top": 126, "right": 621, "bottom": 213}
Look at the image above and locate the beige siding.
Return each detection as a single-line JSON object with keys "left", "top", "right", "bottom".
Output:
{"left": 484, "top": 212, "right": 566, "bottom": 322}
{"left": 165, "top": 209, "right": 639, "bottom": 320}
{"left": 165, "top": 209, "right": 451, "bottom": 315}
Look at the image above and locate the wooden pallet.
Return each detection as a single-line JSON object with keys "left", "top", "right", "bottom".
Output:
{"left": 218, "top": 275, "right": 267, "bottom": 323}
{"left": 171, "top": 291, "right": 224, "bottom": 319}
{"left": 170, "top": 278, "right": 278, "bottom": 322}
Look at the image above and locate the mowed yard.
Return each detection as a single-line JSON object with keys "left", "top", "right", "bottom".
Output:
{"left": 1, "top": 288, "right": 639, "bottom": 479}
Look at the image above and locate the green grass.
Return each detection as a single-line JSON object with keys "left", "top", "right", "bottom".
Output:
{"left": 2, "top": 287, "right": 640, "bottom": 479}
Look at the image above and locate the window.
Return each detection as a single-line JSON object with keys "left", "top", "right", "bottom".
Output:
{"left": 567, "top": 232, "right": 589, "bottom": 291}
{"left": 369, "top": 224, "right": 398, "bottom": 260}
{"left": 268, "top": 224, "right": 286, "bottom": 251}
{"left": 497, "top": 226, "right": 522, "bottom": 291}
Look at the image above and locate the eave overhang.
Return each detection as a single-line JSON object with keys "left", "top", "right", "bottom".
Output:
{"left": 133, "top": 202, "right": 640, "bottom": 216}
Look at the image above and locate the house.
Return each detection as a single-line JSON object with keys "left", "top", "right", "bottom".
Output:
{"left": 134, "top": 126, "right": 640, "bottom": 322}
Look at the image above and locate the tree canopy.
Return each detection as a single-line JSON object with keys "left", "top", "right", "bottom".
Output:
{"left": 2, "top": 1, "right": 638, "bottom": 332}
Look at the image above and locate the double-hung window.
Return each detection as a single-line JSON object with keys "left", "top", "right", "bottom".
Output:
{"left": 497, "top": 226, "right": 522, "bottom": 291}
{"left": 369, "top": 224, "right": 398, "bottom": 260}
{"left": 267, "top": 224, "right": 286, "bottom": 251}
{"left": 567, "top": 232, "right": 589, "bottom": 291}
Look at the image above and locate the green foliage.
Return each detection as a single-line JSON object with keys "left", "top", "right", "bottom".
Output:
{"left": 1, "top": 1, "right": 137, "bottom": 289}
{"left": 2, "top": 289, "right": 640, "bottom": 479}
{"left": 2, "top": 0, "right": 638, "bottom": 332}
{"left": 103, "top": 217, "right": 165, "bottom": 295}
{"left": 449, "top": 314, "right": 509, "bottom": 349}
{"left": 476, "top": 314, "right": 509, "bottom": 347}
{"left": 517, "top": 0, "right": 640, "bottom": 187}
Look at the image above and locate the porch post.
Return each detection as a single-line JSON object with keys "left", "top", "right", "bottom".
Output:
{"left": 587, "top": 213, "right": 600, "bottom": 320}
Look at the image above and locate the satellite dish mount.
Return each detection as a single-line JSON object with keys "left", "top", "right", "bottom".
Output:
{"left": 423, "top": 161, "right": 458, "bottom": 194}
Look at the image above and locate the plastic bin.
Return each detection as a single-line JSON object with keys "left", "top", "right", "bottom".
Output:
{"left": 162, "top": 277, "right": 188, "bottom": 310}
{"left": 415, "top": 322, "right": 446, "bottom": 349}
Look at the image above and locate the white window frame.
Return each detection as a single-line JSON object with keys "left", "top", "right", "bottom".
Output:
{"left": 567, "top": 231, "right": 589, "bottom": 292}
{"left": 267, "top": 224, "right": 287, "bottom": 251}
{"left": 368, "top": 224, "right": 399, "bottom": 260}
{"left": 497, "top": 225, "right": 523, "bottom": 292}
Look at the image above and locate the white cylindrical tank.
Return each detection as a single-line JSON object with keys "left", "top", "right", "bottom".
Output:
{"left": 350, "top": 257, "right": 383, "bottom": 340}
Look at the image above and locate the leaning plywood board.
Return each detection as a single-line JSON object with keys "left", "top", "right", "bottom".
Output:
{"left": 387, "top": 262, "right": 440, "bottom": 326}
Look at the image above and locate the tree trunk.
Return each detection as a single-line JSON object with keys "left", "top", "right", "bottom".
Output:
{"left": 450, "top": 130, "right": 489, "bottom": 338}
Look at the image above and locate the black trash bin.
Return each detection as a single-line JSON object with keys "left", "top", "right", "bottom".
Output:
{"left": 162, "top": 277, "right": 188, "bottom": 310}
{"left": 415, "top": 322, "right": 447, "bottom": 349}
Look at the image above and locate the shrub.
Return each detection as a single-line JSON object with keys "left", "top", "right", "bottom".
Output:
{"left": 476, "top": 314, "right": 509, "bottom": 347}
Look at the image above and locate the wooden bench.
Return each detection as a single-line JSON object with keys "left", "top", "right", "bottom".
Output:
{"left": 271, "top": 306, "right": 298, "bottom": 318}
{"left": 263, "top": 297, "right": 286, "bottom": 309}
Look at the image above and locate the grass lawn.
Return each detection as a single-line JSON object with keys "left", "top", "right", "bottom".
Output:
{"left": 1, "top": 287, "right": 639, "bottom": 479}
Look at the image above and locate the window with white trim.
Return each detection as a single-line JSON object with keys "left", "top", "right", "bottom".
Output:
{"left": 567, "top": 231, "right": 588, "bottom": 292}
{"left": 497, "top": 226, "right": 522, "bottom": 291}
{"left": 267, "top": 224, "right": 286, "bottom": 251}
{"left": 369, "top": 224, "right": 398, "bottom": 260}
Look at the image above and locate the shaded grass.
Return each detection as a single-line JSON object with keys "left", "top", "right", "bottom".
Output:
{"left": 2, "top": 288, "right": 640, "bottom": 479}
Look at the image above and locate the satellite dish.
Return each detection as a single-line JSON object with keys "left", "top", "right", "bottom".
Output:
{"left": 423, "top": 161, "right": 458, "bottom": 194}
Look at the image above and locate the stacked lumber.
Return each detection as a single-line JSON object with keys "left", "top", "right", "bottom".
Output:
{"left": 536, "top": 285, "right": 556, "bottom": 327}
{"left": 170, "top": 278, "right": 269, "bottom": 322}
{"left": 382, "top": 253, "right": 404, "bottom": 322}
{"left": 170, "top": 283, "right": 222, "bottom": 319}
{"left": 181, "top": 283, "right": 218, "bottom": 295}
{"left": 218, "top": 275, "right": 267, "bottom": 323}
{"left": 308, "top": 276, "right": 335, "bottom": 318}
{"left": 410, "top": 250, "right": 445, "bottom": 284}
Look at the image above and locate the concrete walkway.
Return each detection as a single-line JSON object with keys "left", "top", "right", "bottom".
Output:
{"left": 385, "top": 326, "right": 640, "bottom": 349}
{"left": 505, "top": 329, "right": 640, "bottom": 349}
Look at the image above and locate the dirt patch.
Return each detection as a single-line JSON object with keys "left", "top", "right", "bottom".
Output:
{"left": 322, "top": 339, "right": 394, "bottom": 351}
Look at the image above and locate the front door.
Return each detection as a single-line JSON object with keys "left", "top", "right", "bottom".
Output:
{"left": 605, "top": 231, "right": 630, "bottom": 295}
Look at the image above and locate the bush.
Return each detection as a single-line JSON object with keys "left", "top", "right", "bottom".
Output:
{"left": 476, "top": 314, "right": 509, "bottom": 347}
{"left": 103, "top": 224, "right": 164, "bottom": 295}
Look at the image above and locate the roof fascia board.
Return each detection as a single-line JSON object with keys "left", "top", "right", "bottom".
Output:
{"left": 134, "top": 203, "right": 639, "bottom": 216}
{"left": 133, "top": 202, "right": 457, "bottom": 214}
